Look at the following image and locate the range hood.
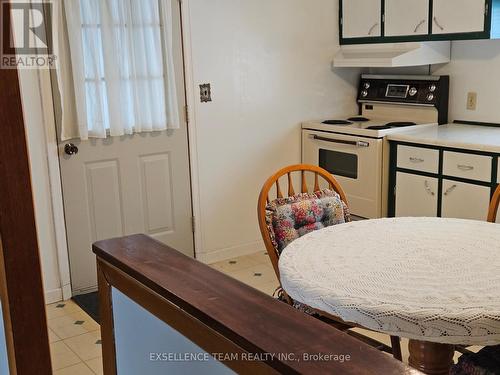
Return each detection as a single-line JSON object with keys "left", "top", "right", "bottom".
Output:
{"left": 333, "top": 41, "right": 450, "bottom": 68}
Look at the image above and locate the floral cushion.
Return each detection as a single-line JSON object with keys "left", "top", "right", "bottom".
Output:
{"left": 265, "top": 189, "right": 350, "bottom": 255}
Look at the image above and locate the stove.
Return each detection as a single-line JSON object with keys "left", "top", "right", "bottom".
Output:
{"left": 302, "top": 74, "right": 449, "bottom": 219}
{"left": 305, "top": 118, "right": 427, "bottom": 137}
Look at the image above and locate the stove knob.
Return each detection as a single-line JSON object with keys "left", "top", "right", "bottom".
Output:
{"left": 363, "top": 82, "right": 370, "bottom": 89}
{"left": 429, "top": 84, "right": 437, "bottom": 92}
{"left": 409, "top": 87, "right": 418, "bottom": 97}
{"left": 361, "top": 90, "right": 368, "bottom": 97}
{"left": 427, "top": 93, "right": 434, "bottom": 101}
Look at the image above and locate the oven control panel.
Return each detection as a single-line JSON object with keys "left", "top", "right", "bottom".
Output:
{"left": 357, "top": 74, "right": 449, "bottom": 124}
{"left": 358, "top": 75, "right": 449, "bottom": 107}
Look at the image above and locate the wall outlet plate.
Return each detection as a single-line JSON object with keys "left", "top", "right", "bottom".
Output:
{"left": 467, "top": 92, "right": 477, "bottom": 111}
{"left": 200, "top": 83, "right": 212, "bottom": 103}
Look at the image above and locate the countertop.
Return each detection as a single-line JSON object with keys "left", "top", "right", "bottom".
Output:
{"left": 387, "top": 123, "right": 500, "bottom": 153}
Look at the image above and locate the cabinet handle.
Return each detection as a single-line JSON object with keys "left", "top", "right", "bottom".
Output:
{"left": 424, "top": 180, "right": 435, "bottom": 196}
{"left": 457, "top": 164, "right": 474, "bottom": 171}
{"left": 433, "top": 17, "right": 444, "bottom": 31}
{"left": 444, "top": 184, "right": 457, "bottom": 196}
{"left": 414, "top": 19, "right": 426, "bottom": 33}
{"left": 409, "top": 157, "right": 425, "bottom": 163}
{"left": 368, "top": 22, "right": 379, "bottom": 35}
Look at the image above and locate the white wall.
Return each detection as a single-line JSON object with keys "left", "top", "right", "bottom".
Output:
{"left": 433, "top": 39, "right": 500, "bottom": 123}
{"left": 187, "top": 0, "right": 360, "bottom": 263}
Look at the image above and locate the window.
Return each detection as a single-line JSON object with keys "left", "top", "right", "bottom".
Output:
{"left": 62, "top": 0, "right": 179, "bottom": 139}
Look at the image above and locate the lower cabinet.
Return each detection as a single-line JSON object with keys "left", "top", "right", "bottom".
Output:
{"left": 391, "top": 142, "right": 499, "bottom": 221}
{"left": 395, "top": 172, "right": 438, "bottom": 217}
{"left": 441, "top": 180, "right": 490, "bottom": 221}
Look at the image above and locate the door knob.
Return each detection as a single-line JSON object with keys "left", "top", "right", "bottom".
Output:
{"left": 64, "top": 143, "right": 79, "bottom": 155}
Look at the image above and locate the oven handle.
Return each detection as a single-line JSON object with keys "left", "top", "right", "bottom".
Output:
{"left": 310, "top": 135, "right": 370, "bottom": 148}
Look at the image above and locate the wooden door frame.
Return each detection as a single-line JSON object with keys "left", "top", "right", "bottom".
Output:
{"left": 0, "top": 62, "right": 52, "bottom": 374}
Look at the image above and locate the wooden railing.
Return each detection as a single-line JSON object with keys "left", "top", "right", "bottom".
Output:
{"left": 93, "top": 234, "right": 418, "bottom": 374}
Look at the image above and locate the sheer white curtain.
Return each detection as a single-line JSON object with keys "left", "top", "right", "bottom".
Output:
{"left": 58, "top": 0, "right": 180, "bottom": 141}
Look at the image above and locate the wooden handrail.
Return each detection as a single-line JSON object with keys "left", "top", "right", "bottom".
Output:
{"left": 93, "top": 234, "right": 418, "bottom": 374}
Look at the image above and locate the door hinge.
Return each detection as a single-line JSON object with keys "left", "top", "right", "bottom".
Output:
{"left": 191, "top": 216, "right": 196, "bottom": 233}
{"left": 185, "top": 105, "right": 189, "bottom": 124}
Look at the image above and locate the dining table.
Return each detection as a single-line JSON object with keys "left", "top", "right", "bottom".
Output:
{"left": 278, "top": 217, "right": 500, "bottom": 375}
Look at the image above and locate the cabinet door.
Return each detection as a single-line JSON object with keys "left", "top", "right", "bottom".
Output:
{"left": 441, "top": 180, "right": 490, "bottom": 221}
{"left": 342, "top": 0, "right": 382, "bottom": 39}
{"left": 432, "top": 0, "right": 487, "bottom": 35}
{"left": 385, "top": 0, "right": 430, "bottom": 37}
{"left": 395, "top": 172, "right": 438, "bottom": 217}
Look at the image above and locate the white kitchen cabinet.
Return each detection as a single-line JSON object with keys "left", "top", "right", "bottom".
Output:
{"left": 395, "top": 172, "right": 438, "bottom": 217}
{"left": 342, "top": 0, "right": 381, "bottom": 39}
{"left": 385, "top": 0, "right": 430, "bottom": 37}
{"left": 432, "top": 0, "right": 487, "bottom": 35}
{"left": 441, "top": 180, "right": 491, "bottom": 221}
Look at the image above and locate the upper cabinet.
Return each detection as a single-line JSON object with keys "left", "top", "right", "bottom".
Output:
{"left": 432, "top": 0, "right": 487, "bottom": 35}
{"left": 341, "top": 0, "right": 381, "bottom": 39}
{"left": 340, "top": 0, "right": 499, "bottom": 44}
{"left": 385, "top": 0, "right": 430, "bottom": 37}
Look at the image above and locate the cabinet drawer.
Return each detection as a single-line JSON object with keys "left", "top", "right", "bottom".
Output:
{"left": 397, "top": 145, "right": 439, "bottom": 173}
{"left": 443, "top": 152, "right": 492, "bottom": 182}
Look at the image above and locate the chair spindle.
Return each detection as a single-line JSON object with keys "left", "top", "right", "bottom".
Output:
{"left": 314, "top": 173, "right": 320, "bottom": 192}
{"left": 287, "top": 173, "right": 295, "bottom": 196}
{"left": 276, "top": 180, "right": 283, "bottom": 199}
{"left": 301, "top": 171, "right": 308, "bottom": 193}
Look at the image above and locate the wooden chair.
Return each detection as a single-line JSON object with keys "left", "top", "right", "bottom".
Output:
{"left": 487, "top": 184, "right": 500, "bottom": 223}
{"left": 453, "top": 184, "right": 500, "bottom": 360}
{"left": 257, "top": 164, "right": 403, "bottom": 361}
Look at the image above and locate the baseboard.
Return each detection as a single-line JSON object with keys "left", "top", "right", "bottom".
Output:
{"left": 44, "top": 288, "right": 63, "bottom": 304}
{"left": 196, "top": 240, "right": 265, "bottom": 264}
{"left": 61, "top": 284, "right": 72, "bottom": 301}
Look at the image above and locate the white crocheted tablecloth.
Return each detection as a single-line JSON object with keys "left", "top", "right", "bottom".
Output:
{"left": 279, "top": 217, "right": 500, "bottom": 345}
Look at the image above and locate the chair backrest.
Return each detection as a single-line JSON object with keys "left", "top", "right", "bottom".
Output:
{"left": 257, "top": 164, "right": 349, "bottom": 279}
{"left": 488, "top": 184, "right": 500, "bottom": 223}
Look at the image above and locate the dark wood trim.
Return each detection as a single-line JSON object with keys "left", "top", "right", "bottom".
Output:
{"left": 99, "top": 258, "right": 279, "bottom": 375}
{"left": 97, "top": 261, "right": 117, "bottom": 375}
{"left": 93, "top": 234, "right": 416, "bottom": 374}
{"left": 0, "top": 50, "right": 52, "bottom": 374}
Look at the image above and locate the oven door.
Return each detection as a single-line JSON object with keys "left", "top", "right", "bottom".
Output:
{"left": 302, "top": 130, "right": 383, "bottom": 218}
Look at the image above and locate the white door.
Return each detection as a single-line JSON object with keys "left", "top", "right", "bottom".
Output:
{"left": 342, "top": 0, "right": 382, "bottom": 38}
{"left": 432, "top": 0, "right": 486, "bottom": 34}
{"left": 385, "top": 0, "right": 430, "bottom": 36}
{"left": 57, "top": 0, "right": 194, "bottom": 294}
{"left": 441, "top": 180, "right": 490, "bottom": 221}
{"left": 395, "top": 172, "right": 438, "bottom": 217}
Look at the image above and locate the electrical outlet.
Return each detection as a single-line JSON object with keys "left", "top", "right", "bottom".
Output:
{"left": 467, "top": 92, "right": 477, "bottom": 111}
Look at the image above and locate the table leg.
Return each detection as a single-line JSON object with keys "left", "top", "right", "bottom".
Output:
{"left": 408, "top": 339, "right": 454, "bottom": 375}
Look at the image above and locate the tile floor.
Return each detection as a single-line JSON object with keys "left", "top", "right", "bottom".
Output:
{"left": 47, "top": 300, "right": 103, "bottom": 374}
{"left": 49, "top": 249, "right": 478, "bottom": 373}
